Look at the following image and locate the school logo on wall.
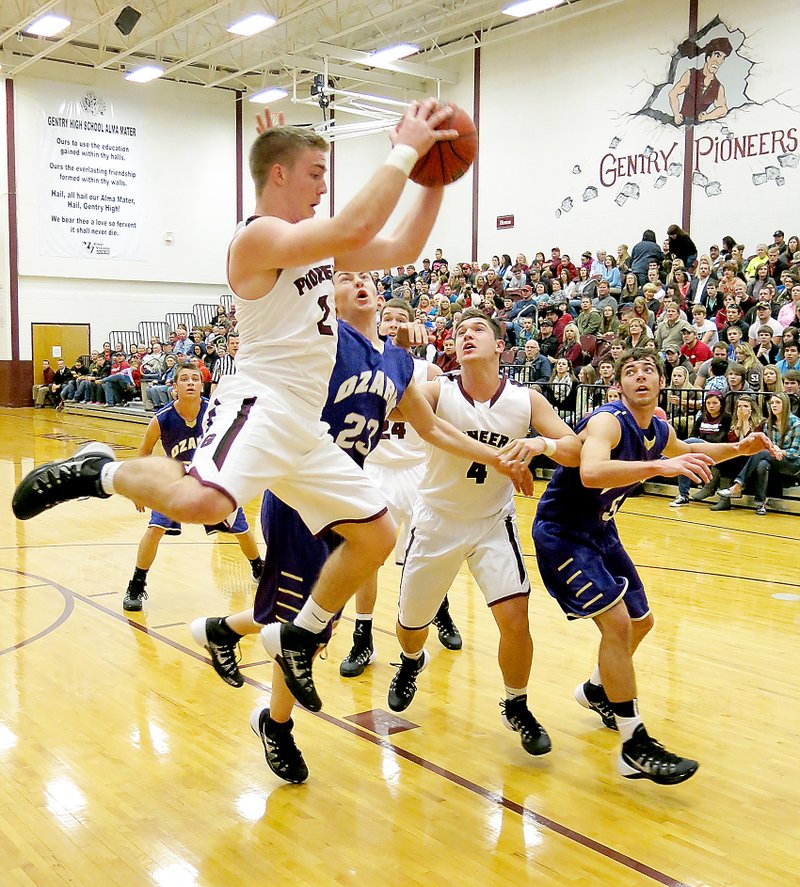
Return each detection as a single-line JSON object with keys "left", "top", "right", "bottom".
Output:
{"left": 552, "top": 16, "right": 798, "bottom": 220}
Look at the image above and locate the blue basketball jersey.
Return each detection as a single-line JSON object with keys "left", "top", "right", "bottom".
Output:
{"left": 321, "top": 320, "right": 414, "bottom": 467}
{"left": 156, "top": 398, "right": 209, "bottom": 463}
{"left": 536, "top": 402, "right": 670, "bottom": 533}
{"left": 255, "top": 322, "right": 414, "bottom": 628}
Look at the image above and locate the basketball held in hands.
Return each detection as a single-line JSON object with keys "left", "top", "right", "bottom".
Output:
{"left": 409, "top": 105, "right": 478, "bottom": 187}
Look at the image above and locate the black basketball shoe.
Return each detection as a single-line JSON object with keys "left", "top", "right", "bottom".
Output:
{"left": 260, "top": 622, "right": 322, "bottom": 711}
{"left": 339, "top": 620, "right": 376, "bottom": 677}
{"left": 432, "top": 597, "right": 462, "bottom": 650}
{"left": 190, "top": 617, "right": 244, "bottom": 688}
{"left": 618, "top": 724, "right": 699, "bottom": 785}
{"left": 12, "top": 442, "right": 115, "bottom": 520}
{"left": 500, "top": 695, "right": 552, "bottom": 756}
{"left": 387, "top": 650, "right": 430, "bottom": 712}
{"left": 123, "top": 577, "right": 148, "bottom": 612}
{"left": 249, "top": 706, "right": 308, "bottom": 784}
{"left": 575, "top": 680, "right": 618, "bottom": 730}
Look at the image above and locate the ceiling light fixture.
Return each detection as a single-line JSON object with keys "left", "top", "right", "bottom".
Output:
{"left": 365, "top": 44, "right": 418, "bottom": 68}
{"left": 247, "top": 87, "right": 288, "bottom": 104}
{"left": 227, "top": 13, "right": 277, "bottom": 36}
{"left": 125, "top": 65, "right": 164, "bottom": 83}
{"left": 502, "top": 0, "right": 567, "bottom": 18}
{"left": 24, "top": 14, "right": 70, "bottom": 38}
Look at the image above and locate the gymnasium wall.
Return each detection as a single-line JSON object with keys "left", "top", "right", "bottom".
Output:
{"left": 7, "top": 62, "right": 238, "bottom": 359}
{"left": 0, "top": 83, "right": 10, "bottom": 361}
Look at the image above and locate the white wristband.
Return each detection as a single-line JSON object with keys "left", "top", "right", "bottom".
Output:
{"left": 540, "top": 437, "right": 557, "bottom": 457}
{"left": 385, "top": 144, "right": 419, "bottom": 177}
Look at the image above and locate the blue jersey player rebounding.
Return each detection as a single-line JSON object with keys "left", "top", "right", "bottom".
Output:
{"left": 123, "top": 365, "right": 263, "bottom": 612}
{"left": 190, "top": 272, "right": 531, "bottom": 784}
{"left": 533, "top": 346, "right": 776, "bottom": 785}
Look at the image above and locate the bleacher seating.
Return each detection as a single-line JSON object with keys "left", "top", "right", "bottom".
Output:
{"left": 138, "top": 321, "right": 170, "bottom": 343}
{"left": 165, "top": 313, "right": 196, "bottom": 333}
{"left": 108, "top": 330, "right": 139, "bottom": 354}
{"left": 193, "top": 304, "right": 219, "bottom": 326}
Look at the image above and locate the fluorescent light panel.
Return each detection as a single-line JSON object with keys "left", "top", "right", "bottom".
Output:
{"left": 366, "top": 43, "right": 418, "bottom": 67}
{"left": 24, "top": 14, "right": 70, "bottom": 37}
{"left": 502, "top": 0, "right": 566, "bottom": 18}
{"left": 227, "top": 13, "right": 277, "bottom": 36}
{"left": 247, "top": 87, "right": 288, "bottom": 104}
{"left": 125, "top": 65, "right": 164, "bottom": 83}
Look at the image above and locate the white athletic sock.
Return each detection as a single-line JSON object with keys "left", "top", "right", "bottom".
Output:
{"left": 295, "top": 599, "right": 336, "bottom": 635}
{"left": 504, "top": 685, "right": 527, "bottom": 701}
{"left": 403, "top": 648, "right": 424, "bottom": 661}
{"left": 99, "top": 462, "right": 122, "bottom": 495}
{"left": 354, "top": 613, "right": 373, "bottom": 622}
{"left": 589, "top": 665, "right": 602, "bottom": 686}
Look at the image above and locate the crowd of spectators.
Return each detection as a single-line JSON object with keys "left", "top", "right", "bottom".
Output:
{"left": 32, "top": 224, "right": 800, "bottom": 512}
{"left": 33, "top": 305, "right": 239, "bottom": 412}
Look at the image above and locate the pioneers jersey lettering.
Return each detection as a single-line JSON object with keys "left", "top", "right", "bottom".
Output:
{"left": 293, "top": 263, "right": 333, "bottom": 295}
{"left": 464, "top": 429, "right": 510, "bottom": 448}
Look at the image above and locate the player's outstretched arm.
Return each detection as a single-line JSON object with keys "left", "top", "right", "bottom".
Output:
{"left": 664, "top": 428, "right": 780, "bottom": 463}
{"left": 497, "top": 390, "right": 581, "bottom": 469}
{"left": 235, "top": 100, "right": 456, "bottom": 281}
{"left": 580, "top": 413, "right": 715, "bottom": 488}
{"left": 394, "top": 380, "right": 534, "bottom": 495}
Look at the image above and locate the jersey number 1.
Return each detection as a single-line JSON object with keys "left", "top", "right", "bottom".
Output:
{"left": 466, "top": 461, "right": 487, "bottom": 484}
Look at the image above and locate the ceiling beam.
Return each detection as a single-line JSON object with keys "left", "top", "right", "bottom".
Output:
{"left": 313, "top": 42, "right": 457, "bottom": 83}
{"left": 278, "top": 53, "right": 428, "bottom": 93}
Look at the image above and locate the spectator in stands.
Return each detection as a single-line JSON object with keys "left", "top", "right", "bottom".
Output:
{"left": 505, "top": 263, "right": 527, "bottom": 292}
{"left": 33, "top": 359, "right": 55, "bottom": 407}
{"left": 689, "top": 303, "right": 718, "bottom": 347}
{"left": 71, "top": 352, "right": 99, "bottom": 404}
{"left": 514, "top": 339, "right": 550, "bottom": 385}
{"left": 645, "top": 267, "right": 666, "bottom": 304}
{"left": 573, "top": 265, "right": 594, "bottom": 301}
{"left": 599, "top": 304, "right": 619, "bottom": 339}
{"left": 148, "top": 354, "right": 178, "bottom": 409}
{"left": 670, "top": 389, "right": 731, "bottom": 505}
{"left": 141, "top": 342, "right": 165, "bottom": 380}
{"left": 55, "top": 355, "right": 90, "bottom": 410}
{"left": 709, "top": 395, "right": 764, "bottom": 511}
{"left": 777, "top": 341, "right": 800, "bottom": 376}
{"left": 576, "top": 365, "right": 601, "bottom": 417}
{"left": 591, "top": 279, "right": 618, "bottom": 316}
{"left": 666, "top": 224, "right": 698, "bottom": 270}
{"left": 44, "top": 358, "right": 72, "bottom": 408}
{"left": 746, "top": 298, "right": 782, "bottom": 344}
{"left": 630, "top": 229, "right": 664, "bottom": 284}
{"left": 696, "top": 347, "right": 730, "bottom": 393}
{"left": 746, "top": 261, "right": 774, "bottom": 301}
{"left": 655, "top": 303, "right": 692, "bottom": 352}
{"left": 632, "top": 295, "right": 655, "bottom": 329}
{"left": 172, "top": 326, "right": 193, "bottom": 359}
{"left": 766, "top": 245, "right": 789, "bottom": 283}
{"left": 665, "top": 365, "right": 697, "bottom": 437}
{"left": 546, "top": 357, "right": 577, "bottom": 418}
{"left": 624, "top": 317, "right": 651, "bottom": 349}
{"left": 753, "top": 326, "right": 780, "bottom": 366}
{"left": 596, "top": 357, "right": 615, "bottom": 390}
{"left": 546, "top": 305, "right": 569, "bottom": 342}
{"left": 556, "top": 323, "right": 584, "bottom": 368}
{"left": 720, "top": 304, "right": 749, "bottom": 348}
{"left": 508, "top": 285, "right": 536, "bottom": 324}
{"left": 718, "top": 392, "right": 800, "bottom": 514}
{"left": 601, "top": 255, "right": 622, "bottom": 294}
{"left": 687, "top": 256, "right": 714, "bottom": 306}
{"left": 617, "top": 244, "right": 631, "bottom": 275}
{"left": 516, "top": 315, "right": 536, "bottom": 350}
{"left": 760, "top": 365, "right": 784, "bottom": 415}
{"left": 778, "top": 283, "right": 800, "bottom": 327}
{"left": 537, "top": 318, "right": 559, "bottom": 362}
{"left": 733, "top": 343, "right": 763, "bottom": 391}
{"left": 619, "top": 272, "right": 641, "bottom": 304}
{"left": 575, "top": 296, "right": 601, "bottom": 337}
{"left": 745, "top": 244, "right": 769, "bottom": 278}
{"left": 102, "top": 352, "right": 134, "bottom": 407}
{"left": 725, "top": 364, "right": 751, "bottom": 409}
{"left": 680, "top": 325, "right": 712, "bottom": 370}
{"left": 783, "top": 370, "right": 800, "bottom": 415}
{"left": 214, "top": 304, "right": 228, "bottom": 326}
{"left": 663, "top": 344, "right": 694, "bottom": 385}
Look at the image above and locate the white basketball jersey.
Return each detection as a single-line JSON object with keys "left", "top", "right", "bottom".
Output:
{"left": 419, "top": 375, "right": 531, "bottom": 519}
{"left": 225, "top": 232, "right": 337, "bottom": 409}
{"left": 368, "top": 359, "right": 428, "bottom": 466}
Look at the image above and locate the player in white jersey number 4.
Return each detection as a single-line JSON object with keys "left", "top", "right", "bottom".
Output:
{"left": 387, "top": 309, "right": 582, "bottom": 758}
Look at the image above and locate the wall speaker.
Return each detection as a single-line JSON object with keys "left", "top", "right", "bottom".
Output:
{"left": 114, "top": 6, "right": 142, "bottom": 37}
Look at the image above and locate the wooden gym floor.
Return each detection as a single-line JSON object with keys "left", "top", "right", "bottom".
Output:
{"left": 1, "top": 407, "right": 797, "bottom": 887}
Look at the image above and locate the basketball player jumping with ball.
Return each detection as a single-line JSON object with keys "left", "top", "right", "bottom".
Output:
{"left": 12, "top": 99, "right": 530, "bottom": 714}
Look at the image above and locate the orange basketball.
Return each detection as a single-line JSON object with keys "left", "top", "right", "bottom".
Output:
{"left": 409, "top": 105, "right": 477, "bottom": 187}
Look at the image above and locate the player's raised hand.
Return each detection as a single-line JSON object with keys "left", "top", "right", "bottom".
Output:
{"left": 659, "top": 452, "right": 715, "bottom": 485}
{"left": 738, "top": 431, "right": 781, "bottom": 459}
{"left": 393, "top": 321, "right": 428, "bottom": 349}
{"left": 255, "top": 107, "right": 285, "bottom": 134}
{"left": 390, "top": 99, "right": 458, "bottom": 158}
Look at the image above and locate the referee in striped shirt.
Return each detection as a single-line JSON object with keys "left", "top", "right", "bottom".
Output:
{"left": 210, "top": 332, "right": 238, "bottom": 396}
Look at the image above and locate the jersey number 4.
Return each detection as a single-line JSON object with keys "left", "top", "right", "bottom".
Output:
{"left": 466, "top": 461, "right": 488, "bottom": 484}
{"left": 381, "top": 420, "right": 407, "bottom": 440}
